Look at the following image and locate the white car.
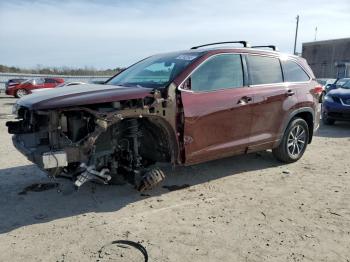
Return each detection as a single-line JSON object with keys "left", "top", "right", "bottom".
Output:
{"left": 30, "top": 82, "right": 86, "bottom": 94}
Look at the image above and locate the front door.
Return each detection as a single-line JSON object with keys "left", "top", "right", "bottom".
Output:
{"left": 180, "top": 53, "right": 254, "bottom": 164}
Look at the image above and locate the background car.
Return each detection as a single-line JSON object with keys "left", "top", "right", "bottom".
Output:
{"left": 317, "top": 78, "right": 336, "bottom": 102}
{"left": 30, "top": 81, "right": 86, "bottom": 94}
{"left": 5, "top": 77, "right": 64, "bottom": 97}
{"left": 322, "top": 80, "right": 350, "bottom": 125}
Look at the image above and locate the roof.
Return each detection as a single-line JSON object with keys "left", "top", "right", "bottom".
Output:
{"left": 303, "top": 37, "right": 350, "bottom": 46}
{"left": 158, "top": 46, "right": 298, "bottom": 59}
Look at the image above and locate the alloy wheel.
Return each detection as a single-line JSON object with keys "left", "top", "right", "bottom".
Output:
{"left": 287, "top": 125, "right": 307, "bottom": 157}
{"left": 16, "top": 89, "right": 27, "bottom": 98}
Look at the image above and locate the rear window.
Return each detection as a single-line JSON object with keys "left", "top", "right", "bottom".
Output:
{"left": 247, "top": 55, "right": 283, "bottom": 85}
{"left": 283, "top": 60, "right": 310, "bottom": 82}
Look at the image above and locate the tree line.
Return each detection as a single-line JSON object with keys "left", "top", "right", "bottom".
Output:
{"left": 0, "top": 64, "right": 123, "bottom": 76}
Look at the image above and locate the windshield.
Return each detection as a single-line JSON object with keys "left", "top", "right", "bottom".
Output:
{"left": 341, "top": 80, "right": 350, "bottom": 89}
{"left": 336, "top": 78, "right": 350, "bottom": 87}
{"left": 106, "top": 53, "right": 201, "bottom": 88}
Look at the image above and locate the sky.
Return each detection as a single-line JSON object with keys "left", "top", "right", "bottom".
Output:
{"left": 0, "top": 0, "right": 349, "bottom": 69}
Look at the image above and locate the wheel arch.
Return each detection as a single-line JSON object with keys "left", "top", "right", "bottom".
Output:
{"left": 139, "top": 116, "right": 179, "bottom": 165}
{"left": 15, "top": 88, "right": 28, "bottom": 98}
{"left": 281, "top": 108, "right": 315, "bottom": 144}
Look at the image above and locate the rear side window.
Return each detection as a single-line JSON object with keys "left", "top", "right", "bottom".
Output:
{"left": 283, "top": 60, "right": 310, "bottom": 82}
{"left": 247, "top": 55, "right": 283, "bottom": 85}
{"left": 191, "top": 54, "right": 243, "bottom": 92}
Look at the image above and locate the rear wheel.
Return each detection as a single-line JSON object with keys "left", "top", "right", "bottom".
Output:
{"left": 15, "top": 89, "right": 28, "bottom": 98}
{"left": 273, "top": 118, "right": 309, "bottom": 163}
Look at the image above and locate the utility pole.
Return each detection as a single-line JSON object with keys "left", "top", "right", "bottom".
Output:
{"left": 314, "top": 26, "right": 318, "bottom": 41}
{"left": 293, "top": 15, "right": 299, "bottom": 55}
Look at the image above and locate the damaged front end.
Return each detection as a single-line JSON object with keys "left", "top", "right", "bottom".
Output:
{"left": 7, "top": 88, "right": 179, "bottom": 191}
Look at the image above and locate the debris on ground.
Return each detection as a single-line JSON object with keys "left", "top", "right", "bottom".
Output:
{"left": 98, "top": 240, "right": 148, "bottom": 262}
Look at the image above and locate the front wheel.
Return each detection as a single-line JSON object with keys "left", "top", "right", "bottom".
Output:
{"left": 273, "top": 118, "right": 309, "bottom": 163}
{"left": 322, "top": 113, "right": 335, "bottom": 125}
{"left": 15, "top": 89, "right": 28, "bottom": 98}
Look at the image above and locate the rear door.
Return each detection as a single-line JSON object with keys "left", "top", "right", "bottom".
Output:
{"left": 180, "top": 53, "right": 255, "bottom": 164}
{"left": 245, "top": 54, "right": 292, "bottom": 151}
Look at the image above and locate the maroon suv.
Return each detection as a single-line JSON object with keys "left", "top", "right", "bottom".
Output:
{"left": 6, "top": 41, "right": 321, "bottom": 191}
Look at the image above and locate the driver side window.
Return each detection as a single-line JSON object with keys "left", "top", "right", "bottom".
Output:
{"left": 190, "top": 54, "right": 243, "bottom": 92}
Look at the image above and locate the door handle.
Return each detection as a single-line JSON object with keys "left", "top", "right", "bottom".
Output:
{"left": 286, "top": 89, "right": 295, "bottom": 96}
{"left": 237, "top": 96, "right": 252, "bottom": 105}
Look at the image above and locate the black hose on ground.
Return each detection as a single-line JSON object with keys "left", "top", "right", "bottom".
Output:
{"left": 98, "top": 240, "right": 148, "bottom": 262}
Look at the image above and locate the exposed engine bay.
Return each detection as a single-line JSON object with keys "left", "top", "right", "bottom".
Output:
{"left": 6, "top": 89, "right": 180, "bottom": 191}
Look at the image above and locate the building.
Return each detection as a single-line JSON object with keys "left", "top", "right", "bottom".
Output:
{"left": 302, "top": 38, "right": 350, "bottom": 79}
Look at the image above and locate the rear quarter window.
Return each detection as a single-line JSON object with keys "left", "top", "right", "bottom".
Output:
{"left": 247, "top": 55, "right": 283, "bottom": 85}
{"left": 282, "top": 60, "right": 310, "bottom": 82}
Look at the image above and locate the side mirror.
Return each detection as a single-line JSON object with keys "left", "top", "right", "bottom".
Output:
{"left": 182, "top": 78, "right": 191, "bottom": 90}
{"left": 325, "top": 84, "right": 335, "bottom": 91}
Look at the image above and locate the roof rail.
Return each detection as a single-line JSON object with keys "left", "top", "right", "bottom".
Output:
{"left": 251, "top": 45, "right": 279, "bottom": 51}
{"left": 190, "top": 41, "right": 251, "bottom": 50}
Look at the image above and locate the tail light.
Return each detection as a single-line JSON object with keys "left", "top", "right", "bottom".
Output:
{"left": 312, "top": 86, "right": 323, "bottom": 95}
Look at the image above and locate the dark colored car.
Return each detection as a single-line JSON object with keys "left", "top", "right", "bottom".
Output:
{"left": 6, "top": 41, "right": 321, "bottom": 191}
{"left": 322, "top": 79, "right": 350, "bottom": 125}
{"left": 5, "top": 77, "right": 64, "bottom": 98}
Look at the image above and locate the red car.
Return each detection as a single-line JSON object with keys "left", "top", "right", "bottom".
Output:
{"left": 5, "top": 77, "right": 64, "bottom": 98}
{"left": 7, "top": 41, "right": 321, "bottom": 191}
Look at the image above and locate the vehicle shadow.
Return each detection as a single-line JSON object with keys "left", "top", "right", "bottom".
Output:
{"left": 315, "top": 121, "right": 350, "bottom": 138}
{"left": 3, "top": 102, "right": 16, "bottom": 106}
{"left": 0, "top": 151, "right": 282, "bottom": 234}
{"left": 0, "top": 96, "right": 15, "bottom": 99}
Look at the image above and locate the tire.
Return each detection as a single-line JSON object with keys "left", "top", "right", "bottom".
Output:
{"left": 272, "top": 118, "right": 309, "bottom": 163}
{"left": 15, "top": 89, "right": 28, "bottom": 98}
{"left": 137, "top": 167, "right": 165, "bottom": 192}
{"left": 322, "top": 115, "right": 335, "bottom": 125}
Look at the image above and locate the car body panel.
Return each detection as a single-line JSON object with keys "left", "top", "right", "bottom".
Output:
{"left": 248, "top": 84, "right": 293, "bottom": 147}
{"left": 30, "top": 82, "right": 87, "bottom": 94}
{"left": 17, "top": 84, "right": 153, "bottom": 110}
{"left": 181, "top": 87, "right": 254, "bottom": 164}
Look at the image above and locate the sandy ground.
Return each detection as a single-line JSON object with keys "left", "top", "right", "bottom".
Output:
{"left": 0, "top": 93, "right": 349, "bottom": 262}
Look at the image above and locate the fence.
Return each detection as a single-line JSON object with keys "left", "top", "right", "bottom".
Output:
{"left": 0, "top": 72, "right": 112, "bottom": 91}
